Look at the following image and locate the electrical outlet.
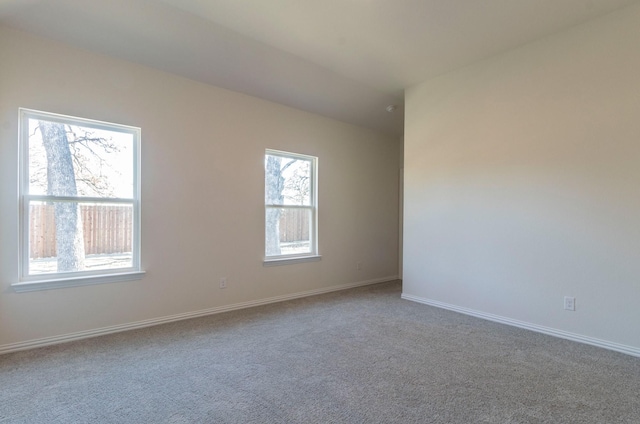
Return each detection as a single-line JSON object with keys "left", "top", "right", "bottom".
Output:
{"left": 356, "top": 262, "right": 362, "bottom": 271}
{"left": 219, "top": 277, "right": 227, "bottom": 289}
{"left": 564, "top": 296, "right": 575, "bottom": 311}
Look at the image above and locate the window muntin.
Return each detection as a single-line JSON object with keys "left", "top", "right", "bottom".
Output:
{"left": 265, "top": 150, "right": 317, "bottom": 259}
{"left": 19, "top": 109, "right": 141, "bottom": 283}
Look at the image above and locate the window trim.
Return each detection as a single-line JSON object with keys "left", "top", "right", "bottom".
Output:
{"left": 263, "top": 255, "right": 322, "bottom": 267}
{"left": 14, "top": 108, "right": 143, "bottom": 291}
{"left": 264, "top": 149, "right": 319, "bottom": 264}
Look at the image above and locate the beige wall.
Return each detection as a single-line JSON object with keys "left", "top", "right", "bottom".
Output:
{"left": 404, "top": 4, "right": 640, "bottom": 353}
{"left": 0, "top": 26, "right": 399, "bottom": 349}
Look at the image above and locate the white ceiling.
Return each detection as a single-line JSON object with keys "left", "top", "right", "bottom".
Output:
{"left": 1, "top": 0, "right": 637, "bottom": 137}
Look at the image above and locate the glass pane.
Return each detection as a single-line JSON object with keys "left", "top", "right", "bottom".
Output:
{"left": 265, "top": 154, "right": 312, "bottom": 206}
{"left": 28, "top": 201, "right": 133, "bottom": 275}
{"left": 265, "top": 207, "right": 311, "bottom": 256}
{"left": 28, "top": 118, "right": 134, "bottom": 198}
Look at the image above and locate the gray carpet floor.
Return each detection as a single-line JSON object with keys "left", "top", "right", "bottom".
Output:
{"left": 1, "top": 281, "right": 639, "bottom": 423}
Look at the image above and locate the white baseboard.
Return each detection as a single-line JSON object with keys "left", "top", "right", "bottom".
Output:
{"left": 401, "top": 293, "right": 640, "bottom": 358}
{"left": 0, "top": 276, "right": 398, "bottom": 355}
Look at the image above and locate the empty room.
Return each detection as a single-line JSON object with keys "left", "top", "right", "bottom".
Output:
{"left": 1, "top": 1, "right": 639, "bottom": 422}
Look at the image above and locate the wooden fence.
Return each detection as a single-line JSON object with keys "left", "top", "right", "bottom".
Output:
{"left": 30, "top": 204, "right": 309, "bottom": 259}
{"left": 30, "top": 204, "right": 133, "bottom": 259}
{"left": 279, "top": 208, "right": 310, "bottom": 242}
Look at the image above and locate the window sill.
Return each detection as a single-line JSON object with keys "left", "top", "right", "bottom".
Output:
{"left": 263, "top": 255, "right": 322, "bottom": 267}
{"left": 12, "top": 270, "right": 146, "bottom": 293}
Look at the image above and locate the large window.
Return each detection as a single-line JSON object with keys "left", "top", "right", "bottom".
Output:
{"left": 15, "top": 109, "right": 142, "bottom": 291}
{"left": 265, "top": 149, "right": 318, "bottom": 262}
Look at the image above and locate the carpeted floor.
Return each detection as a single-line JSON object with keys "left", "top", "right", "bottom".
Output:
{"left": 1, "top": 281, "right": 638, "bottom": 423}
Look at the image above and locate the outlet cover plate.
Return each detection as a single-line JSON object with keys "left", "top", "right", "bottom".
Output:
{"left": 564, "top": 296, "right": 575, "bottom": 311}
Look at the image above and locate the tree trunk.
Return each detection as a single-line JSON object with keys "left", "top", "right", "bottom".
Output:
{"left": 39, "top": 121, "right": 86, "bottom": 272}
{"left": 265, "top": 156, "right": 284, "bottom": 256}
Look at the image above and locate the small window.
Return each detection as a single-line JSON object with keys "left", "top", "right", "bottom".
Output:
{"left": 16, "top": 109, "right": 142, "bottom": 290}
{"left": 265, "top": 150, "right": 318, "bottom": 262}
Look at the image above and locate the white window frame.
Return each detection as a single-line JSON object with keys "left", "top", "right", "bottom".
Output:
{"left": 13, "top": 108, "right": 144, "bottom": 292}
{"left": 264, "top": 149, "right": 320, "bottom": 266}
